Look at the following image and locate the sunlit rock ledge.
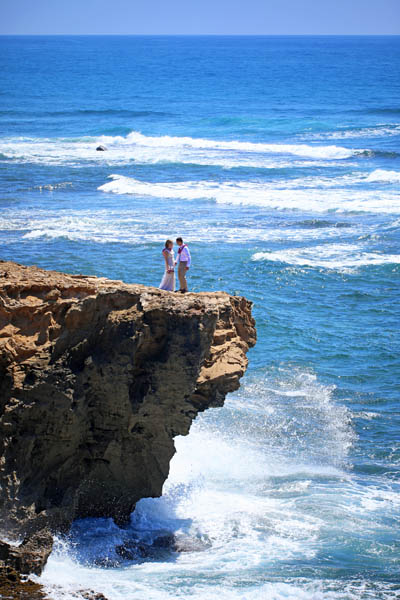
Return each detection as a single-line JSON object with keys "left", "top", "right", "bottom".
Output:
{"left": 0, "top": 260, "right": 256, "bottom": 576}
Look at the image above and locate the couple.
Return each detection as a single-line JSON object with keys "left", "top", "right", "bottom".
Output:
{"left": 159, "top": 237, "right": 191, "bottom": 293}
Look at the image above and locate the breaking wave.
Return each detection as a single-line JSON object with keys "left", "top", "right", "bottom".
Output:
{"left": 365, "top": 169, "right": 400, "bottom": 183}
{"left": 98, "top": 174, "right": 400, "bottom": 214}
{"left": 98, "top": 130, "right": 357, "bottom": 159}
{"left": 252, "top": 243, "right": 400, "bottom": 270}
{"left": 38, "top": 369, "right": 378, "bottom": 600}
{"left": 0, "top": 131, "right": 360, "bottom": 168}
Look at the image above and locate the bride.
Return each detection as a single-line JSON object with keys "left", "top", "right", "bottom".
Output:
{"left": 159, "top": 239, "right": 175, "bottom": 291}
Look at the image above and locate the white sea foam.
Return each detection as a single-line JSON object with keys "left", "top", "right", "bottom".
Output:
{"left": 252, "top": 243, "right": 400, "bottom": 269}
{"left": 0, "top": 137, "right": 107, "bottom": 166}
{"left": 36, "top": 181, "right": 73, "bottom": 191}
{"left": 365, "top": 169, "right": 400, "bottom": 183}
{"left": 0, "top": 131, "right": 359, "bottom": 168}
{"left": 99, "top": 174, "right": 400, "bottom": 214}
{"left": 19, "top": 225, "right": 352, "bottom": 245}
{"left": 0, "top": 209, "right": 367, "bottom": 246}
{"left": 38, "top": 368, "right": 400, "bottom": 600}
{"left": 38, "top": 573, "right": 400, "bottom": 600}
{"left": 99, "top": 130, "right": 357, "bottom": 159}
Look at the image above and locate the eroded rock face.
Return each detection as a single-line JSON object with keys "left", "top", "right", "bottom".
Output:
{"left": 0, "top": 566, "right": 47, "bottom": 600}
{"left": 0, "top": 261, "right": 256, "bottom": 542}
{"left": 0, "top": 529, "right": 53, "bottom": 575}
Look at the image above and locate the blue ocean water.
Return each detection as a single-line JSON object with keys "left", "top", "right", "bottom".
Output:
{"left": 0, "top": 35, "right": 399, "bottom": 599}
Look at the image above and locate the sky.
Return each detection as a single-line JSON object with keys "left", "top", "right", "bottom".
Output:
{"left": 0, "top": 0, "right": 399, "bottom": 35}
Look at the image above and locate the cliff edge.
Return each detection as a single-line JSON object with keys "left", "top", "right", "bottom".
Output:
{"left": 0, "top": 260, "right": 255, "bottom": 571}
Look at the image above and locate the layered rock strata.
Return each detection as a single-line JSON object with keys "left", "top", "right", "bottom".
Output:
{"left": 0, "top": 260, "right": 256, "bottom": 567}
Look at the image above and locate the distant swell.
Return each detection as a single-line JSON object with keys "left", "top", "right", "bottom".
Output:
{"left": 365, "top": 107, "right": 400, "bottom": 115}
{"left": 356, "top": 149, "right": 400, "bottom": 159}
{"left": 0, "top": 109, "right": 172, "bottom": 118}
{"left": 52, "top": 109, "right": 173, "bottom": 117}
{"left": 300, "top": 124, "right": 400, "bottom": 141}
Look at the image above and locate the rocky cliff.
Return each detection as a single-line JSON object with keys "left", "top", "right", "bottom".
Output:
{"left": 0, "top": 260, "right": 255, "bottom": 573}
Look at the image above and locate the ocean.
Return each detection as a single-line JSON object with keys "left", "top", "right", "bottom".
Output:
{"left": 0, "top": 35, "right": 399, "bottom": 599}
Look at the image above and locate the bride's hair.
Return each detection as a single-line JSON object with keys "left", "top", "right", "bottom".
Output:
{"left": 165, "top": 239, "right": 173, "bottom": 249}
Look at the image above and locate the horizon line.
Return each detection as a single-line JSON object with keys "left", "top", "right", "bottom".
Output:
{"left": 1, "top": 33, "right": 399, "bottom": 37}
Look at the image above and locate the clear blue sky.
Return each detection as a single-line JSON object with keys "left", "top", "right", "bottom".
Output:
{"left": 1, "top": 0, "right": 399, "bottom": 35}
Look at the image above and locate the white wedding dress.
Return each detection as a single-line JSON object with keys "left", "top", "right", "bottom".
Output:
{"left": 159, "top": 248, "right": 175, "bottom": 291}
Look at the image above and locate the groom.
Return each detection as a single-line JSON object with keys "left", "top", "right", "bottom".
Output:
{"left": 176, "top": 237, "right": 191, "bottom": 293}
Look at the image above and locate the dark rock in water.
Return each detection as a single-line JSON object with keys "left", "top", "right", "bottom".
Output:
{"left": 152, "top": 533, "right": 176, "bottom": 548}
{"left": 116, "top": 542, "right": 150, "bottom": 561}
{"left": 0, "top": 260, "right": 256, "bottom": 576}
{"left": 115, "top": 532, "right": 210, "bottom": 562}
{"left": 173, "top": 533, "right": 212, "bottom": 552}
{"left": 80, "top": 591, "right": 109, "bottom": 600}
{"left": 96, "top": 145, "right": 107, "bottom": 151}
{"left": 115, "top": 533, "right": 176, "bottom": 561}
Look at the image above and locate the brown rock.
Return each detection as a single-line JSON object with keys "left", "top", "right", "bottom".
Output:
{"left": 0, "top": 566, "right": 46, "bottom": 599}
{"left": 0, "top": 529, "right": 53, "bottom": 575}
{"left": 0, "top": 260, "right": 256, "bottom": 572}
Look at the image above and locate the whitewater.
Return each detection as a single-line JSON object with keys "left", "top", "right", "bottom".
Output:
{"left": 0, "top": 35, "right": 399, "bottom": 599}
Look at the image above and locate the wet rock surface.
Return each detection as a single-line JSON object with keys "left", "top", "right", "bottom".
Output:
{"left": 115, "top": 531, "right": 212, "bottom": 563}
{"left": 0, "top": 530, "right": 53, "bottom": 575}
{"left": 0, "top": 566, "right": 47, "bottom": 600}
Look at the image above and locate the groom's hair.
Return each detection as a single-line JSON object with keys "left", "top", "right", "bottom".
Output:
{"left": 176, "top": 237, "right": 183, "bottom": 243}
